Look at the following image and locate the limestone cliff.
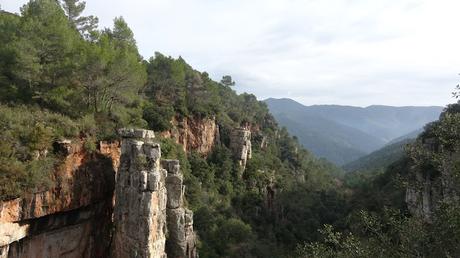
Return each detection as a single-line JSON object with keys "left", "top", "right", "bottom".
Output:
{"left": 161, "top": 116, "right": 219, "bottom": 156}
{"left": 160, "top": 116, "right": 256, "bottom": 175}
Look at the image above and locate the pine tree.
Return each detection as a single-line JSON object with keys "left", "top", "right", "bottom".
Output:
{"left": 221, "top": 75, "right": 235, "bottom": 87}
{"left": 111, "top": 16, "right": 137, "bottom": 51}
{"left": 60, "top": 0, "right": 98, "bottom": 38}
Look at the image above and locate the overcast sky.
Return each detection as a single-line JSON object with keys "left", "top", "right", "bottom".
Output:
{"left": 2, "top": 0, "right": 459, "bottom": 107}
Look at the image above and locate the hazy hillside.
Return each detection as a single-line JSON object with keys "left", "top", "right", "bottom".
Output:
{"left": 265, "top": 98, "right": 442, "bottom": 165}
{"left": 273, "top": 109, "right": 384, "bottom": 165}
{"left": 343, "top": 138, "right": 413, "bottom": 172}
{"left": 387, "top": 128, "right": 423, "bottom": 145}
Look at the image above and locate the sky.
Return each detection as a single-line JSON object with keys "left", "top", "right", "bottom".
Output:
{"left": 2, "top": 0, "right": 459, "bottom": 107}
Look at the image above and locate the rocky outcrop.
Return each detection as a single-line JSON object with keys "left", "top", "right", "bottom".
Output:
{"left": 0, "top": 139, "right": 117, "bottom": 257}
{"left": 230, "top": 128, "right": 252, "bottom": 172}
{"left": 163, "top": 160, "right": 198, "bottom": 258}
{"left": 113, "top": 129, "right": 197, "bottom": 258}
{"left": 1, "top": 129, "right": 198, "bottom": 258}
{"left": 406, "top": 137, "right": 460, "bottom": 221}
{"left": 0, "top": 141, "right": 116, "bottom": 223}
{"left": 161, "top": 116, "right": 219, "bottom": 155}
{"left": 113, "top": 129, "right": 167, "bottom": 258}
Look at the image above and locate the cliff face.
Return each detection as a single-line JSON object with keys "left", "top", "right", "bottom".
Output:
{"left": 112, "top": 129, "right": 197, "bottom": 258}
{"left": 161, "top": 116, "right": 256, "bottom": 174}
{"left": 0, "top": 129, "right": 199, "bottom": 258}
{"left": 161, "top": 116, "right": 219, "bottom": 155}
{"left": 406, "top": 137, "right": 460, "bottom": 220}
{"left": 0, "top": 140, "right": 118, "bottom": 258}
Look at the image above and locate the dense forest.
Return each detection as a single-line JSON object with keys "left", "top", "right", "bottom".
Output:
{"left": 1, "top": 1, "right": 460, "bottom": 257}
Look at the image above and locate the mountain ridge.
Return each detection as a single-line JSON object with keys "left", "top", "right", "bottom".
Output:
{"left": 264, "top": 98, "right": 443, "bottom": 109}
{"left": 264, "top": 98, "right": 443, "bottom": 165}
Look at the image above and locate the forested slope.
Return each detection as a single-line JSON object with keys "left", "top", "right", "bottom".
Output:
{"left": 343, "top": 138, "right": 413, "bottom": 172}
{"left": 0, "top": 1, "right": 344, "bottom": 257}
{"left": 298, "top": 102, "right": 460, "bottom": 257}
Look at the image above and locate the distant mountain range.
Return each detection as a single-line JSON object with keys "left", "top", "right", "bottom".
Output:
{"left": 264, "top": 98, "right": 443, "bottom": 165}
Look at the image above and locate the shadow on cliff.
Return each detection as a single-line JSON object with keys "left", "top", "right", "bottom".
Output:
{"left": 70, "top": 152, "right": 116, "bottom": 257}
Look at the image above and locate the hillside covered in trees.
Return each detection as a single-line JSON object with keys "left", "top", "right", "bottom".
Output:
{"left": 1, "top": 1, "right": 460, "bottom": 258}
{"left": 0, "top": 1, "right": 344, "bottom": 257}
{"left": 297, "top": 102, "right": 460, "bottom": 257}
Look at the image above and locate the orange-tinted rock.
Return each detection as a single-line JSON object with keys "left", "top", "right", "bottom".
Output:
{"left": 161, "top": 116, "right": 219, "bottom": 155}
{"left": 99, "top": 141, "right": 121, "bottom": 172}
{"left": 0, "top": 139, "right": 118, "bottom": 257}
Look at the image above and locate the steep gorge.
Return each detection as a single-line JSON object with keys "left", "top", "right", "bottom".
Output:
{"left": 0, "top": 120, "right": 254, "bottom": 257}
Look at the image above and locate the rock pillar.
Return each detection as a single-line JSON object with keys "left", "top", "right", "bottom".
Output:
{"left": 113, "top": 129, "right": 167, "bottom": 258}
{"left": 230, "top": 128, "right": 252, "bottom": 172}
{"left": 163, "top": 160, "right": 198, "bottom": 258}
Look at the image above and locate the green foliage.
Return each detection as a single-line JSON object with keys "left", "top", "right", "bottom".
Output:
{"left": 143, "top": 103, "right": 175, "bottom": 131}
{"left": 296, "top": 224, "right": 369, "bottom": 258}
{"left": 298, "top": 202, "right": 460, "bottom": 258}
{"left": 298, "top": 103, "right": 460, "bottom": 258}
{"left": 220, "top": 75, "right": 235, "bottom": 87}
{"left": 343, "top": 138, "right": 412, "bottom": 173}
{"left": 0, "top": 104, "right": 79, "bottom": 200}
{"left": 78, "top": 27, "right": 146, "bottom": 115}
{"left": 83, "top": 137, "right": 97, "bottom": 154}
{"left": 60, "top": 0, "right": 98, "bottom": 38}
{"left": 2, "top": 0, "right": 82, "bottom": 110}
{"left": 1, "top": 1, "right": 146, "bottom": 122}
{"left": 178, "top": 124, "right": 343, "bottom": 257}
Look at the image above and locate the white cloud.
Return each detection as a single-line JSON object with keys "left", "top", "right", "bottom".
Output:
{"left": 2, "top": 0, "right": 459, "bottom": 106}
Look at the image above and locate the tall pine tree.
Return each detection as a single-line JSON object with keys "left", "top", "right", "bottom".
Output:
{"left": 60, "top": 0, "right": 98, "bottom": 38}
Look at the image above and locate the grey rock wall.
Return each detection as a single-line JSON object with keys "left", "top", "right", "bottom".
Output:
{"left": 113, "top": 129, "right": 197, "bottom": 258}
{"left": 113, "top": 129, "right": 168, "bottom": 258}
{"left": 163, "top": 160, "right": 198, "bottom": 258}
{"left": 230, "top": 128, "right": 252, "bottom": 173}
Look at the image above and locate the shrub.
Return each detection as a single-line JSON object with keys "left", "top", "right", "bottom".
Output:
{"left": 0, "top": 105, "right": 78, "bottom": 200}
{"left": 143, "top": 104, "right": 175, "bottom": 131}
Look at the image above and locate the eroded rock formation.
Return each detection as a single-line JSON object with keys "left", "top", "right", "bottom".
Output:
{"left": 230, "top": 128, "right": 252, "bottom": 172}
{"left": 113, "top": 129, "right": 167, "bottom": 258}
{"left": 163, "top": 160, "right": 198, "bottom": 258}
{"left": 113, "top": 129, "right": 197, "bottom": 258}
